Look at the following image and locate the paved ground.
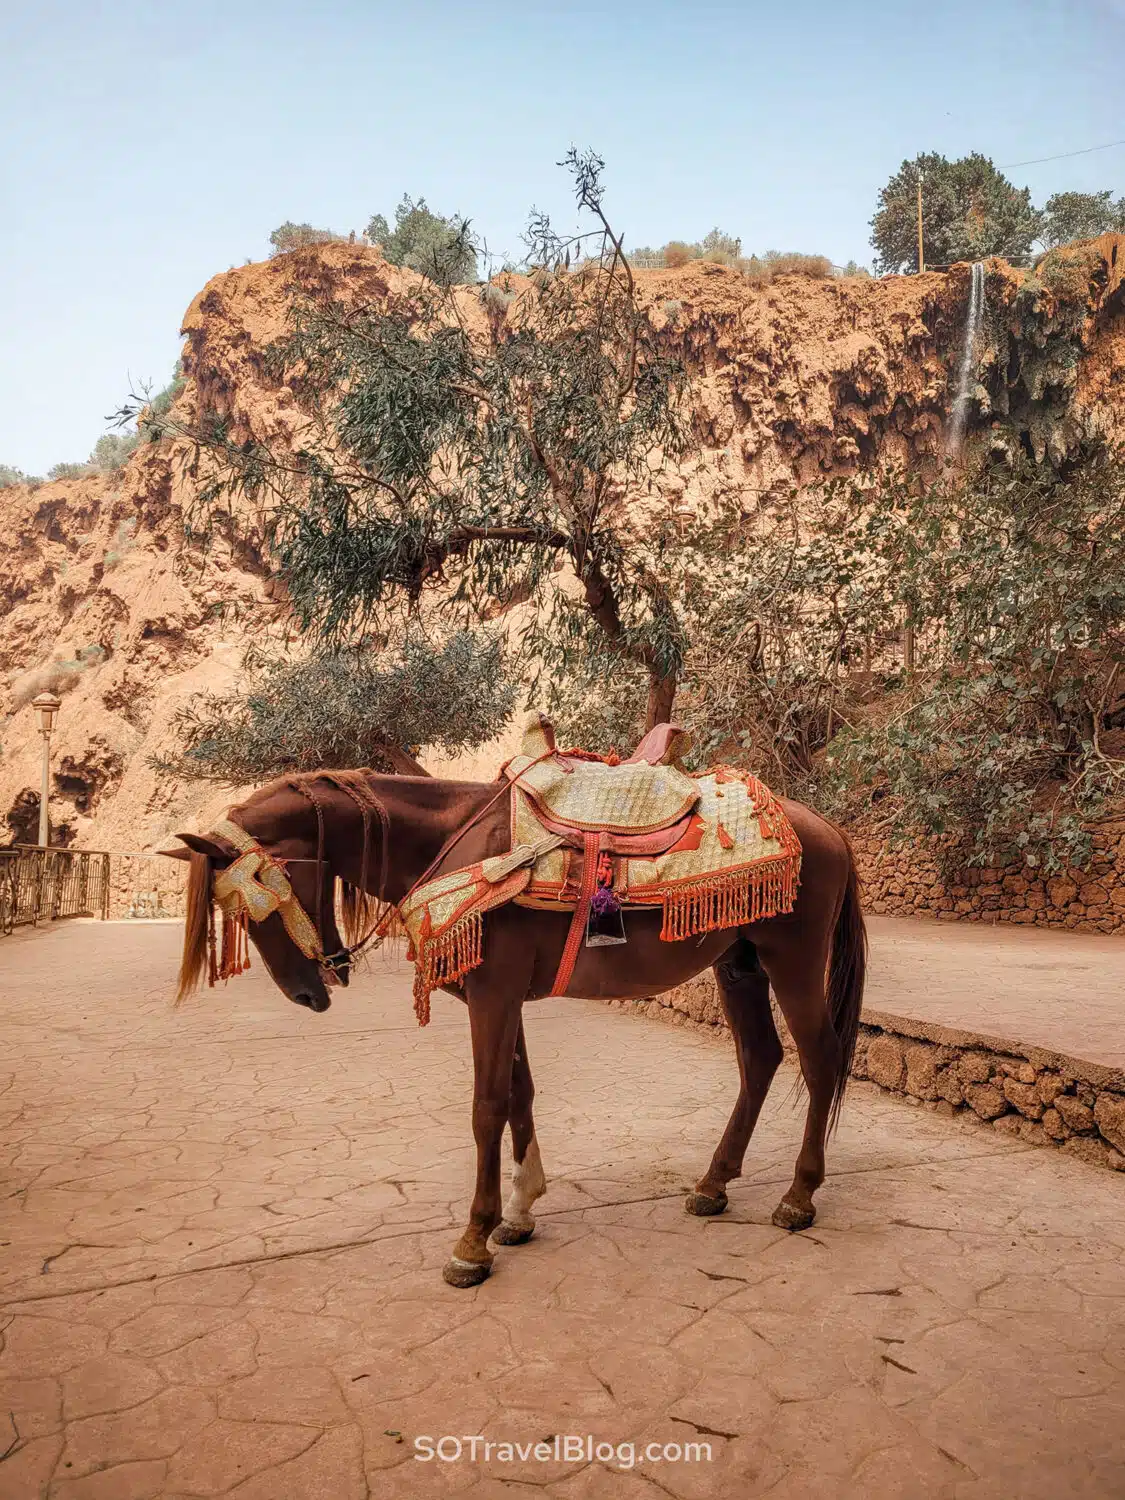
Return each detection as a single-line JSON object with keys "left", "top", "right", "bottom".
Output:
{"left": 866, "top": 916, "right": 1125, "bottom": 1068}
{"left": 2, "top": 922, "right": 1124, "bottom": 1499}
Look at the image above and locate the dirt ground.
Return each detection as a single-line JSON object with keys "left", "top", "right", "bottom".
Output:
{"left": 1, "top": 922, "right": 1123, "bottom": 1498}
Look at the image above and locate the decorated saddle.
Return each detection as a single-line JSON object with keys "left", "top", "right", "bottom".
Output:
{"left": 399, "top": 712, "right": 802, "bottom": 1023}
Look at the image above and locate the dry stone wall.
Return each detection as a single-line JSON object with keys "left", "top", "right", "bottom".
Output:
{"left": 851, "top": 821, "right": 1125, "bottom": 934}
{"left": 608, "top": 980, "right": 1125, "bottom": 1173}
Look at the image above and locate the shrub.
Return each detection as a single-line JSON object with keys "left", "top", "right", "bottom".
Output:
{"left": 701, "top": 227, "right": 742, "bottom": 260}
{"left": 480, "top": 283, "right": 516, "bottom": 314}
{"left": 90, "top": 433, "right": 139, "bottom": 471}
{"left": 825, "top": 454, "right": 1125, "bottom": 871}
{"left": 47, "top": 461, "right": 91, "bottom": 481}
{"left": 366, "top": 195, "right": 478, "bottom": 285}
{"left": 1037, "top": 244, "right": 1098, "bottom": 301}
{"left": 0, "top": 464, "right": 42, "bottom": 489}
{"left": 269, "top": 221, "right": 342, "bottom": 255}
{"left": 763, "top": 251, "right": 833, "bottom": 279}
{"left": 104, "top": 518, "right": 136, "bottom": 568}
{"left": 663, "top": 241, "right": 695, "bottom": 268}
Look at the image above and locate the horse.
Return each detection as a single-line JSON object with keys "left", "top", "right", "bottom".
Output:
{"left": 167, "top": 763, "right": 866, "bottom": 1288}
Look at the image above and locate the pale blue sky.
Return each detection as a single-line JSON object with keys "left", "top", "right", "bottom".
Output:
{"left": 2, "top": 0, "right": 1122, "bottom": 475}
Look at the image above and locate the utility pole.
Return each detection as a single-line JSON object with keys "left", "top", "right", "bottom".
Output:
{"left": 916, "top": 176, "right": 925, "bottom": 274}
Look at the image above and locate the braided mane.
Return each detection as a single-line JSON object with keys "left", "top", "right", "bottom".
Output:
{"left": 286, "top": 769, "right": 393, "bottom": 946}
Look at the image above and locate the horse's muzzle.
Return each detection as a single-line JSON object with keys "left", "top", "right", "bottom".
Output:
{"left": 292, "top": 991, "right": 331, "bottom": 1013}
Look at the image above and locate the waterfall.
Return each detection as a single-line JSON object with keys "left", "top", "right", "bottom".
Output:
{"left": 946, "top": 261, "right": 985, "bottom": 459}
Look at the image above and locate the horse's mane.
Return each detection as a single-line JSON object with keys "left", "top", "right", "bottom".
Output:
{"left": 286, "top": 769, "right": 394, "bottom": 947}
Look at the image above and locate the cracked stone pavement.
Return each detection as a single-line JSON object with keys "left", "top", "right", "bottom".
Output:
{"left": 1, "top": 921, "right": 1123, "bottom": 1498}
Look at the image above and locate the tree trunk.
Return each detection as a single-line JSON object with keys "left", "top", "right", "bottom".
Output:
{"left": 646, "top": 670, "right": 677, "bottom": 730}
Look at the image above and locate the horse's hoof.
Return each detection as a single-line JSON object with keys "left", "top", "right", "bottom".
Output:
{"left": 442, "top": 1256, "right": 492, "bottom": 1288}
{"left": 685, "top": 1190, "right": 728, "bottom": 1217}
{"left": 771, "top": 1198, "right": 815, "bottom": 1231}
{"left": 491, "top": 1220, "right": 535, "bottom": 1246}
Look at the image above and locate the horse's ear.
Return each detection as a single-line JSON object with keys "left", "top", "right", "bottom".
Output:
{"left": 167, "top": 832, "right": 233, "bottom": 862}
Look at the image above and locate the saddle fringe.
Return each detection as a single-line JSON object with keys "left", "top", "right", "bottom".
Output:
{"left": 658, "top": 857, "right": 800, "bottom": 941}
{"left": 413, "top": 911, "right": 484, "bottom": 1026}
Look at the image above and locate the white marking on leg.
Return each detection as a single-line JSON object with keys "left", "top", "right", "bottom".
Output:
{"left": 503, "top": 1134, "right": 546, "bottom": 1230}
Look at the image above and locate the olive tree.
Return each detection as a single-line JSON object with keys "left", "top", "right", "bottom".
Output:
{"left": 175, "top": 150, "right": 697, "bottom": 729}
{"left": 155, "top": 631, "right": 516, "bottom": 782}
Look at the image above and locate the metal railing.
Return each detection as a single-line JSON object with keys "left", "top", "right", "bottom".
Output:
{"left": 0, "top": 847, "right": 111, "bottom": 935}
{"left": 106, "top": 854, "right": 188, "bottom": 920}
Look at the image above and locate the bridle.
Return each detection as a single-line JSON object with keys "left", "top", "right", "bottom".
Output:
{"left": 205, "top": 769, "right": 392, "bottom": 985}
{"left": 207, "top": 818, "right": 353, "bottom": 983}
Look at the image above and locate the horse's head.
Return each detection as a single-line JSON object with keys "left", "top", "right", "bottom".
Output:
{"left": 164, "top": 779, "right": 366, "bottom": 1014}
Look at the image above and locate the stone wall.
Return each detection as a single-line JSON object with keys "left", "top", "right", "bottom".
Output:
{"left": 608, "top": 981, "right": 1125, "bottom": 1173}
{"left": 850, "top": 820, "right": 1125, "bottom": 934}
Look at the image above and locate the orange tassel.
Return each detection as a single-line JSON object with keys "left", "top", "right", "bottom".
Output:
{"left": 717, "top": 822, "right": 735, "bottom": 850}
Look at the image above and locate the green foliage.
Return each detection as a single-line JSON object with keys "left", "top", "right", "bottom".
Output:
{"left": 44, "top": 430, "right": 139, "bottom": 483}
{"left": 841, "top": 260, "right": 872, "bottom": 278}
{"left": 677, "top": 484, "right": 905, "bottom": 790}
{"left": 871, "top": 153, "right": 1041, "bottom": 273}
{"left": 139, "top": 362, "right": 186, "bottom": 439}
{"left": 156, "top": 631, "right": 516, "bottom": 782}
{"left": 1040, "top": 190, "right": 1125, "bottom": 249}
{"left": 1035, "top": 243, "right": 1101, "bottom": 301}
{"left": 182, "top": 150, "right": 694, "bottom": 727}
{"left": 269, "top": 221, "right": 341, "bottom": 255}
{"left": 90, "top": 432, "right": 139, "bottom": 470}
{"left": 549, "top": 453, "right": 1125, "bottom": 873}
{"left": 366, "top": 195, "right": 478, "bottom": 285}
{"left": 701, "top": 227, "right": 742, "bottom": 261}
{"left": 0, "top": 464, "right": 42, "bottom": 489}
{"left": 824, "top": 456, "right": 1125, "bottom": 871}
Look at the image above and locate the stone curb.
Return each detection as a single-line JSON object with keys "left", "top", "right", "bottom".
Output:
{"left": 608, "top": 986, "right": 1125, "bottom": 1174}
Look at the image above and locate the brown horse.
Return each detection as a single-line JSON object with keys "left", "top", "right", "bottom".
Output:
{"left": 168, "top": 767, "right": 866, "bottom": 1287}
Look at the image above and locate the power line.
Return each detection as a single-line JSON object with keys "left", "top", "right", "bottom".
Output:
{"left": 1002, "top": 138, "right": 1125, "bottom": 168}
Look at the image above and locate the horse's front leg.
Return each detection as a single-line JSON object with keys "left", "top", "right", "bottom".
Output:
{"left": 492, "top": 1017, "right": 547, "bottom": 1246}
{"left": 443, "top": 982, "right": 526, "bottom": 1288}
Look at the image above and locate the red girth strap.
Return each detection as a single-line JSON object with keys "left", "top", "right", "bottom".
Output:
{"left": 550, "top": 830, "right": 601, "bottom": 997}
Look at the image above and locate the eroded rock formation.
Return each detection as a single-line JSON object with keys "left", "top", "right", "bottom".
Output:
{"left": 2, "top": 237, "right": 1123, "bottom": 849}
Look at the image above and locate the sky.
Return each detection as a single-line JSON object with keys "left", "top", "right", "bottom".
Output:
{"left": 2, "top": 0, "right": 1123, "bottom": 476}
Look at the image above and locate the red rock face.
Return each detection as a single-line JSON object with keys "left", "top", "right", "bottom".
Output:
{"left": 3, "top": 239, "right": 1124, "bottom": 851}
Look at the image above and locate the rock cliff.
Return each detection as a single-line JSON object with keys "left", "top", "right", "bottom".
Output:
{"left": 2, "top": 237, "right": 1123, "bottom": 850}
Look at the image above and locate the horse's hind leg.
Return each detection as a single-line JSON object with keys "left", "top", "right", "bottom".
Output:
{"left": 686, "top": 940, "right": 784, "bottom": 1217}
{"left": 756, "top": 938, "right": 841, "bottom": 1231}
{"left": 492, "top": 1017, "right": 547, "bottom": 1246}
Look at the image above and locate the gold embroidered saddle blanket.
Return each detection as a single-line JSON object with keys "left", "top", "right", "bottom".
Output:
{"left": 399, "top": 712, "right": 802, "bottom": 1023}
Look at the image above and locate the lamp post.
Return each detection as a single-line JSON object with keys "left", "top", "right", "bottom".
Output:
{"left": 31, "top": 692, "right": 61, "bottom": 848}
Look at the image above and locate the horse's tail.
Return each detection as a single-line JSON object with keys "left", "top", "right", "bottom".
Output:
{"left": 177, "top": 853, "right": 213, "bottom": 1005}
{"left": 826, "top": 826, "right": 867, "bottom": 1132}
